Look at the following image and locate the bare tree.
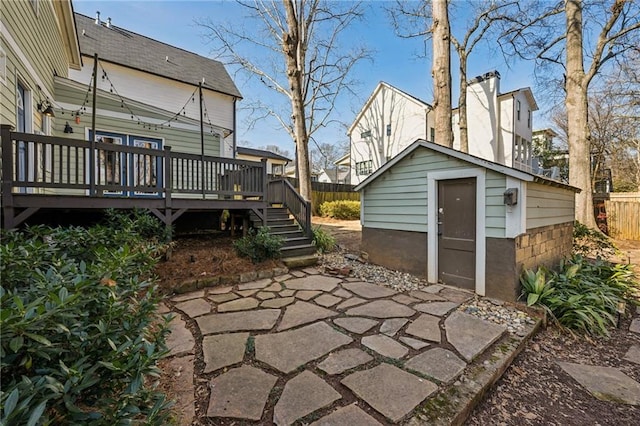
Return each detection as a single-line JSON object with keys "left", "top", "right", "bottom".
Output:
{"left": 310, "top": 141, "right": 348, "bottom": 172}
{"left": 200, "top": 1, "right": 369, "bottom": 201}
{"left": 260, "top": 144, "right": 292, "bottom": 159}
{"left": 498, "top": 0, "right": 640, "bottom": 228}
{"left": 431, "top": 0, "right": 453, "bottom": 147}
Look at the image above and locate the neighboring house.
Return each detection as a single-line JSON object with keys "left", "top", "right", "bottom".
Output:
{"left": 285, "top": 165, "right": 320, "bottom": 182}
{"left": 355, "top": 140, "right": 578, "bottom": 301}
{"left": 348, "top": 71, "right": 539, "bottom": 185}
{"left": 317, "top": 168, "right": 350, "bottom": 184}
{"left": 1, "top": 0, "right": 81, "bottom": 135}
{"left": 54, "top": 12, "right": 241, "bottom": 166}
{"left": 236, "top": 146, "right": 291, "bottom": 176}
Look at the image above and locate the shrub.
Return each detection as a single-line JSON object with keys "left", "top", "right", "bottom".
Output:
{"left": 233, "top": 227, "right": 283, "bottom": 263}
{"left": 520, "top": 255, "right": 638, "bottom": 336}
{"left": 0, "top": 221, "right": 172, "bottom": 425}
{"left": 319, "top": 200, "right": 360, "bottom": 220}
{"left": 312, "top": 226, "right": 336, "bottom": 253}
{"left": 573, "top": 220, "right": 618, "bottom": 259}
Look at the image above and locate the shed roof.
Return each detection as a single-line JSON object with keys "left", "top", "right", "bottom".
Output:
{"left": 354, "top": 140, "right": 580, "bottom": 193}
{"left": 74, "top": 13, "right": 242, "bottom": 99}
{"left": 236, "top": 146, "right": 291, "bottom": 162}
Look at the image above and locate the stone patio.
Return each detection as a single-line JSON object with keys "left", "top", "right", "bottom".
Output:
{"left": 163, "top": 269, "right": 538, "bottom": 425}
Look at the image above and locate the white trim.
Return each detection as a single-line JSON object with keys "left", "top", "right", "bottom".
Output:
{"left": 360, "top": 188, "right": 365, "bottom": 226}
{"left": 427, "top": 168, "right": 486, "bottom": 296}
{"left": 505, "top": 176, "right": 526, "bottom": 238}
{"left": 0, "top": 44, "right": 6, "bottom": 85}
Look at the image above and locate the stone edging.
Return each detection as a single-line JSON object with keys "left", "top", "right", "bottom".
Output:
{"left": 172, "top": 266, "right": 289, "bottom": 294}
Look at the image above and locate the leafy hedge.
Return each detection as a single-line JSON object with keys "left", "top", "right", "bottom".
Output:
{"left": 233, "top": 227, "right": 283, "bottom": 263}
{"left": 0, "top": 211, "right": 172, "bottom": 425}
{"left": 318, "top": 200, "right": 360, "bottom": 220}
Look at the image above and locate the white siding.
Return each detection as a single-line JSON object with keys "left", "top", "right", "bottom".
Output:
{"left": 362, "top": 147, "right": 507, "bottom": 237}
{"left": 500, "top": 96, "right": 514, "bottom": 167}
{"left": 526, "top": 182, "right": 575, "bottom": 229}
{"left": 466, "top": 75, "right": 501, "bottom": 163}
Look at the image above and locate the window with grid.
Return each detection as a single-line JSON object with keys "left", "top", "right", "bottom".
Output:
{"left": 356, "top": 160, "right": 373, "bottom": 176}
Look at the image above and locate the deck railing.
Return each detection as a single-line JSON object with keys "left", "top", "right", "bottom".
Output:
{"left": 267, "top": 178, "right": 312, "bottom": 237}
{"left": 1, "top": 125, "right": 267, "bottom": 200}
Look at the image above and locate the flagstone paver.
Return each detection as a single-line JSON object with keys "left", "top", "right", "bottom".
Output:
{"left": 172, "top": 290, "right": 205, "bottom": 302}
{"left": 207, "top": 365, "right": 277, "bottom": 420}
{"left": 414, "top": 301, "right": 460, "bottom": 317}
{"left": 209, "top": 286, "right": 233, "bottom": 294}
{"left": 557, "top": 362, "right": 640, "bottom": 405}
{"left": 274, "top": 274, "right": 292, "bottom": 282}
{"left": 314, "top": 294, "right": 343, "bottom": 307}
{"left": 422, "top": 285, "right": 444, "bottom": 294}
{"left": 273, "top": 371, "right": 341, "bottom": 426}
{"left": 265, "top": 282, "right": 283, "bottom": 292}
{"left": 445, "top": 312, "right": 506, "bottom": 361}
{"left": 196, "top": 309, "right": 280, "bottom": 335}
{"left": 175, "top": 298, "right": 211, "bottom": 318}
{"left": 362, "top": 334, "right": 409, "bottom": 359}
{"left": 290, "top": 270, "right": 306, "bottom": 277}
{"left": 255, "top": 322, "right": 353, "bottom": 373}
{"left": 295, "top": 290, "right": 322, "bottom": 300}
{"left": 623, "top": 345, "right": 640, "bottom": 365}
{"left": 157, "top": 302, "right": 170, "bottom": 314}
{"left": 317, "top": 348, "right": 374, "bottom": 375}
{"left": 630, "top": 318, "right": 640, "bottom": 334}
{"left": 380, "top": 318, "right": 408, "bottom": 336}
{"left": 217, "top": 297, "right": 260, "bottom": 312}
{"left": 342, "top": 363, "right": 438, "bottom": 422}
{"left": 302, "top": 267, "right": 321, "bottom": 275}
{"left": 167, "top": 315, "right": 195, "bottom": 356}
{"left": 238, "top": 278, "right": 272, "bottom": 290}
{"left": 278, "top": 301, "right": 338, "bottom": 331}
{"left": 393, "top": 294, "right": 420, "bottom": 305}
{"left": 256, "top": 291, "right": 276, "bottom": 300}
{"left": 261, "top": 297, "right": 296, "bottom": 309}
{"left": 208, "top": 293, "right": 239, "bottom": 303}
{"left": 202, "top": 333, "right": 248, "bottom": 373}
{"left": 336, "top": 296, "right": 367, "bottom": 310}
{"left": 406, "top": 348, "right": 466, "bottom": 383}
{"left": 333, "top": 317, "right": 379, "bottom": 334}
{"left": 342, "top": 282, "right": 397, "bottom": 298}
{"left": 333, "top": 288, "right": 353, "bottom": 298}
{"left": 400, "top": 336, "right": 430, "bottom": 350}
{"left": 405, "top": 314, "right": 442, "bottom": 343}
{"left": 408, "top": 290, "right": 446, "bottom": 302}
{"left": 309, "top": 403, "right": 383, "bottom": 426}
{"left": 279, "top": 289, "right": 295, "bottom": 297}
{"left": 286, "top": 275, "right": 340, "bottom": 291}
{"left": 167, "top": 355, "right": 195, "bottom": 426}
{"left": 346, "top": 300, "right": 415, "bottom": 318}
{"left": 440, "top": 288, "right": 473, "bottom": 303}
{"left": 236, "top": 289, "right": 259, "bottom": 297}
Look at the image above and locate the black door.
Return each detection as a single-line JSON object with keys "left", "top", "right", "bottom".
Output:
{"left": 437, "top": 178, "right": 476, "bottom": 290}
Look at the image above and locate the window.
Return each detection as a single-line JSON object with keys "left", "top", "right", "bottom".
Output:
{"left": 430, "top": 127, "right": 435, "bottom": 143}
{"left": 271, "top": 164, "right": 283, "bottom": 175}
{"left": 355, "top": 160, "right": 372, "bottom": 176}
{"left": 527, "top": 110, "right": 531, "bottom": 128}
{"left": 386, "top": 124, "right": 391, "bottom": 136}
{"left": 516, "top": 100, "right": 521, "bottom": 121}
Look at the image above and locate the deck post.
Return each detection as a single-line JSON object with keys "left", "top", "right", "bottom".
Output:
{"left": 261, "top": 158, "right": 268, "bottom": 227}
{"left": 164, "top": 146, "right": 173, "bottom": 240}
{"left": 1, "top": 125, "right": 15, "bottom": 229}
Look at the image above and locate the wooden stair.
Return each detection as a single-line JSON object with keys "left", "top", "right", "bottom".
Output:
{"left": 251, "top": 206, "right": 317, "bottom": 259}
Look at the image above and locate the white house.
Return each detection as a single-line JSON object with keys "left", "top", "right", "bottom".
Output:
{"left": 348, "top": 72, "right": 539, "bottom": 185}
{"left": 236, "top": 146, "right": 291, "bottom": 176}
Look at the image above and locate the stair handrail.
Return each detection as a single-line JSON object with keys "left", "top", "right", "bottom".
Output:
{"left": 267, "top": 179, "right": 312, "bottom": 238}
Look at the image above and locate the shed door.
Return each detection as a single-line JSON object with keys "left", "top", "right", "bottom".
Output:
{"left": 438, "top": 178, "right": 476, "bottom": 290}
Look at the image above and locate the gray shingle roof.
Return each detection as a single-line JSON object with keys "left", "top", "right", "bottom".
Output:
{"left": 74, "top": 13, "right": 242, "bottom": 98}
{"left": 236, "top": 146, "right": 292, "bottom": 162}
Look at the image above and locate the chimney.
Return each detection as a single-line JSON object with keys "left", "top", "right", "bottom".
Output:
{"left": 95, "top": 11, "right": 100, "bottom": 25}
{"left": 106, "top": 17, "right": 111, "bottom": 28}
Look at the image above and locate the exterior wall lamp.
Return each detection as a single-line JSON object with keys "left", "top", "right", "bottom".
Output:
{"left": 63, "top": 122, "right": 74, "bottom": 133}
{"left": 38, "top": 101, "right": 55, "bottom": 117}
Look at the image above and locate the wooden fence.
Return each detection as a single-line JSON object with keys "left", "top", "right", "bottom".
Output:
{"left": 604, "top": 192, "right": 640, "bottom": 240}
{"left": 269, "top": 175, "right": 360, "bottom": 215}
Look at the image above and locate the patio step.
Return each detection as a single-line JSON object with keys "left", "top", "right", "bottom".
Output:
{"left": 281, "top": 243, "right": 317, "bottom": 258}
{"left": 281, "top": 253, "right": 319, "bottom": 268}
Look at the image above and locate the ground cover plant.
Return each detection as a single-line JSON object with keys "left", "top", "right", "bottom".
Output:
{"left": 312, "top": 226, "right": 336, "bottom": 253}
{"left": 0, "top": 210, "right": 172, "bottom": 425}
{"left": 318, "top": 200, "right": 360, "bottom": 220}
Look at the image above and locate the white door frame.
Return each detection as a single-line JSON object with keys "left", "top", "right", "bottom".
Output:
{"left": 427, "top": 168, "right": 486, "bottom": 296}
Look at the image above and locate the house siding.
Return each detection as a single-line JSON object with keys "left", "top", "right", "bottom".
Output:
{"left": 526, "top": 182, "right": 575, "bottom": 229}
{"left": 362, "top": 147, "right": 507, "bottom": 237}
{"left": 1, "top": 0, "right": 70, "bottom": 130}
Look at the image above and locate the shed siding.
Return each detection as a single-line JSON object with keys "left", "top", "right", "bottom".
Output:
{"left": 526, "top": 182, "right": 575, "bottom": 229}
{"left": 362, "top": 147, "right": 507, "bottom": 237}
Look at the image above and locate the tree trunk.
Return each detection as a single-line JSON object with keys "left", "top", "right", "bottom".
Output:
{"left": 458, "top": 52, "right": 468, "bottom": 153}
{"left": 431, "top": 0, "right": 453, "bottom": 148}
{"left": 565, "top": 0, "right": 597, "bottom": 228}
{"left": 283, "top": 0, "right": 312, "bottom": 201}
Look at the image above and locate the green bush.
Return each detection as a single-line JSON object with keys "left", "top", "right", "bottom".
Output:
{"left": 312, "top": 226, "right": 336, "bottom": 253}
{"left": 233, "top": 227, "right": 284, "bottom": 263}
{"left": 0, "top": 219, "right": 172, "bottom": 425}
{"left": 319, "top": 200, "right": 360, "bottom": 220}
{"left": 573, "top": 220, "right": 618, "bottom": 259}
{"left": 520, "top": 255, "right": 638, "bottom": 336}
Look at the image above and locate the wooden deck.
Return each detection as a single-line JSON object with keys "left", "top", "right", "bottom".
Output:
{"left": 1, "top": 125, "right": 270, "bottom": 230}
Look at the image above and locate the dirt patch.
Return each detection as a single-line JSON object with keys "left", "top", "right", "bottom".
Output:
{"left": 312, "top": 216, "right": 361, "bottom": 253}
{"left": 154, "top": 232, "right": 281, "bottom": 294}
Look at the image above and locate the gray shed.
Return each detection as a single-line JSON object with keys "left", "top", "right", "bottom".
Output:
{"left": 354, "top": 140, "right": 580, "bottom": 301}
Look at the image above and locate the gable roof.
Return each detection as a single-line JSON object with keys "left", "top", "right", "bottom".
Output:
{"left": 236, "top": 146, "right": 291, "bottom": 162}
{"left": 354, "top": 139, "right": 579, "bottom": 193}
{"left": 348, "top": 82, "right": 432, "bottom": 135}
{"left": 74, "top": 13, "right": 242, "bottom": 98}
{"left": 499, "top": 87, "right": 538, "bottom": 111}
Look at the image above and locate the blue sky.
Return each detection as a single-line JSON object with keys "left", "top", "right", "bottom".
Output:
{"left": 73, "top": 0, "right": 540, "bottom": 154}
